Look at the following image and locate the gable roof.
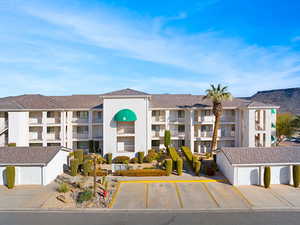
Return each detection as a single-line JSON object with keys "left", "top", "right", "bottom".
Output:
{"left": 102, "top": 88, "right": 150, "bottom": 96}
{"left": 0, "top": 146, "right": 68, "bottom": 165}
{"left": 220, "top": 147, "right": 300, "bottom": 165}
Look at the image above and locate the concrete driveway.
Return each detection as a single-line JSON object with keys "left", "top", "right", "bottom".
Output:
{"left": 0, "top": 183, "right": 55, "bottom": 208}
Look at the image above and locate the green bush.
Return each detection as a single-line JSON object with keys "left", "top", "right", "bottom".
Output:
{"left": 70, "top": 158, "right": 79, "bottom": 176}
{"left": 114, "top": 169, "right": 167, "bottom": 176}
{"left": 7, "top": 143, "right": 16, "bottom": 147}
{"left": 96, "top": 155, "right": 106, "bottom": 164}
{"left": 176, "top": 158, "right": 183, "bottom": 176}
{"left": 113, "top": 156, "right": 130, "bottom": 164}
{"left": 181, "top": 146, "right": 193, "bottom": 161}
{"left": 138, "top": 152, "right": 145, "bottom": 164}
{"left": 192, "top": 155, "right": 198, "bottom": 169}
{"left": 164, "top": 130, "right": 171, "bottom": 148}
{"left": 194, "top": 161, "right": 201, "bottom": 176}
{"left": 57, "top": 183, "right": 70, "bottom": 193}
{"left": 74, "top": 149, "right": 84, "bottom": 165}
{"left": 130, "top": 157, "right": 138, "bottom": 164}
{"left": 106, "top": 153, "right": 112, "bottom": 164}
{"left": 165, "top": 159, "right": 173, "bottom": 176}
{"left": 88, "top": 169, "right": 108, "bottom": 177}
{"left": 83, "top": 160, "right": 93, "bottom": 176}
{"left": 77, "top": 189, "right": 93, "bottom": 203}
{"left": 5, "top": 166, "right": 15, "bottom": 189}
{"left": 293, "top": 165, "right": 300, "bottom": 188}
{"left": 168, "top": 147, "right": 180, "bottom": 162}
{"left": 264, "top": 166, "right": 271, "bottom": 188}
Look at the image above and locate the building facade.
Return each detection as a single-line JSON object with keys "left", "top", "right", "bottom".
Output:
{"left": 0, "top": 89, "right": 279, "bottom": 158}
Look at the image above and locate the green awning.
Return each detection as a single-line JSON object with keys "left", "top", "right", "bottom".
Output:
{"left": 114, "top": 109, "right": 137, "bottom": 122}
{"left": 271, "top": 108, "right": 276, "bottom": 114}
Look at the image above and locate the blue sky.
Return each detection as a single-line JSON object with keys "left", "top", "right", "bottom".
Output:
{"left": 0, "top": 0, "right": 300, "bottom": 97}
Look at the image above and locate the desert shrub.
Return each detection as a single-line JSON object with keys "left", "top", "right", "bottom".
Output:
{"left": 167, "top": 147, "right": 180, "bottom": 162}
{"left": 88, "top": 169, "right": 108, "bottom": 177}
{"left": 130, "top": 157, "right": 138, "bottom": 164}
{"left": 5, "top": 166, "right": 15, "bottom": 189}
{"left": 96, "top": 155, "right": 106, "bottom": 164}
{"left": 194, "top": 161, "right": 201, "bottom": 176}
{"left": 192, "top": 155, "right": 198, "bottom": 169}
{"left": 181, "top": 146, "right": 193, "bottom": 161}
{"left": 165, "top": 159, "right": 173, "bottom": 176}
{"left": 113, "top": 156, "right": 130, "bottom": 164}
{"left": 264, "top": 166, "right": 271, "bottom": 188}
{"left": 114, "top": 169, "right": 167, "bottom": 176}
{"left": 106, "top": 153, "right": 112, "bottom": 164}
{"left": 77, "top": 189, "right": 93, "bottom": 203}
{"left": 293, "top": 165, "right": 300, "bottom": 188}
{"left": 70, "top": 158, "right": 79, "bottom": 176}
{"left": 74, "top": 149, "right": 84, "bottom": 164}
{"left": 157, "top": 153, "right": 170, "bottom": 163}
{"left": 7, "top": 143, "right": 16, "bottom": 147}
{"left": 83, "top": 160, "right": 93, "bottom": 176}
{"left": 205, "top": 152, "right": 212, "bottom": 159}
{"left": 176, "top": 158, "right": 183, "bottom": 176}
{"left": 138, "top": 152, "right": 145, "bottom": 164}
{"left": 57, "top": 183, "right": 70, "bottom": 193}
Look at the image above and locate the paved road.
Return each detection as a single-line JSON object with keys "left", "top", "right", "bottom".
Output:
{"left": 1, "top": 210, "right": 300, "bottom": 225}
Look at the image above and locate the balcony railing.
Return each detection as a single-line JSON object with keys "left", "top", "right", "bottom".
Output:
{"left": 255, "top": 122, "right": 265, "bottom": 131}
{"left": 152, "top": 131, "right": 164, "bottom": 137}
{"left": 46, "top": 117, "right": 61, "bottom": 124}
{"left": 93, "top": 118, "right": 103, "bottom": 123}
{"left": 29, "top": 117, "right": 42, "bottom": 124}
{"left": 201, "top": 131, "right": 213, "bottom": 138}
{"left": 169, "top": 117, "right": 185, "bottom": 123}
{"left": 46, "top": 133, "right": 61, "bottom": 140}
{"left": 152, "top": 116, "right": 166, "bottom": 122}
{"left": 172, "top": 132, "right": 185, "bottom": 137}
{"left": 220, "top": 116, "right": 235, "bottom": 122}
{"left": 29, "top": 132, "right": 42, "bottom": 141}
{"left": 72, "top": 118, "right": 89, "bottom": 123}
{"left": 73, "top": 132, "right": 89, "bottom": 139}
{"left": 117, "top": 127, "right": 134, "bottom": 134}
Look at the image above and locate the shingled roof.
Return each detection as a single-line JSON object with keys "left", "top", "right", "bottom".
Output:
{"left": 0, "top": 146, "right": 69, "bottom": 165}
{"left": 220, "top": 147, "right": 300, "bottom": 165}
{"left": 0, "top": 89, "right": 278, "bottom": 110}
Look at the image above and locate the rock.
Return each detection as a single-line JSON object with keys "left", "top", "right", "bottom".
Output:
{"left": 57, "top": 195, "right": 67, "bottom": 203}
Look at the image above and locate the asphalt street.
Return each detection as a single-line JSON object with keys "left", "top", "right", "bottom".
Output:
{"left": 0, "top": 210, "right": 299, "bottom": 225}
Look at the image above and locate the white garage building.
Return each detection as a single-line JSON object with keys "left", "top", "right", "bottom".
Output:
{"left": 0, "top": 146, "right": 70, "bottom": 186}
{"left": 217, "top": 147, "right": 300, "bottom": 186}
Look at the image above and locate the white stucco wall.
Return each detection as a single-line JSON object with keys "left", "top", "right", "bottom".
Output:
{"left": 103, "top": 97, "right": 149, "bottom": 158}
{"left": 8, "top": 112, "right": 29, "bottom": 146}
{"left": 216, "top": 151, "right": 235, "bottom": 185}
{"left": 43, "top": 150, "right": 69, "bottom": 185}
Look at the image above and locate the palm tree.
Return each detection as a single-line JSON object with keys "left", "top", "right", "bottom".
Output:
{"left": 203, "top": 84, "right": 232, "bottom": 153}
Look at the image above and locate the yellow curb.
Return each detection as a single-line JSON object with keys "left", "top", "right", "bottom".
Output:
{"left": 108, "top": 182, "right": 121, "bottom": 209}
{"left": 119, "top": 179, "right": 226, "bottom": 184}
{"left": 174, "top": 183, "right": 184, "bottom": 208}
{"left": 202, "top": 183, "right": 220, "bottom": 208}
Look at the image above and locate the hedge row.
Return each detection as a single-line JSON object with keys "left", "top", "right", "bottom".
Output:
{"left": 114, "top": 169, "right": 168, "bottom": 176}
{"left": 167, "top": 147, "right": 181, "bottom": 162}
{"left": 181, "top": 146, "right": 193, "bottom": 162}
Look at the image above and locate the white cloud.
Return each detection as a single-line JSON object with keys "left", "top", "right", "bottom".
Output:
{"left": 0, "top": 2, "right": 299, "bottom": 97}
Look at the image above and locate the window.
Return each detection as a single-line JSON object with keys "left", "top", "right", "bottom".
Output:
{"left": 77, "top": 111, "right": 88, "bottom": 119}
{"left": 152, "top": 111, "right": 157, "bottom": 117}
{"left": 152, "top": 140, "right": 160, "bottom": 147}
{"left": 178, "top": 125, "right": 185, "bottom": 132}
{"left": 178, "top": 110, "right": 185, "bottom": 118}
{"left": 47, "top": 111, "right": 54, "bottom": 117}
{"left": 204, "top": 110, "right": 211, "bottom": 116}
{"left": 77, "top": 126, "right": 88, "bottom": 133}
{"left": 47, "top": 127, "right": 54, "bottom": 133}
{"left": 152, "top": 125, "right": 159, "bottom": 131}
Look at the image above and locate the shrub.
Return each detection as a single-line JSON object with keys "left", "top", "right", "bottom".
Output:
{"left": 205, "top": 152, "right": 212, "bottom": 159}
{"left": 70, "top": 158, "right": 79, "bottom": 176}
{"left": 114, "top": 169, "right": 167, "bottom": 176}
{"left": 7, "top": 143, "right": 16, "bottom": 147}
{"left": 96, "top": 155, "right": 106, "bottom": 164}
{"left": 176, "top": 158, "right": 183, "bottom": 176}
{"left": 194, "top": 161, "right": 201, "bottom": 176}
{"left": 264, "top": 166, "right": 271, "bottom": 188}
{"left": 293, "top": 165, "right": 300, "bottom": 188}
{"left": 168, "top": 147, "right": 180, "bottom": 162}
{"left": 77, "top": 189, "right": 93, "bottom": 203}
{"left": 5, "top": 166, "right": 15, "bottom": 189}
{"left": 181, "top": 146, "right": 193, "bottom": 162}
{"left": 74, "top": 149, "right": 84, "bottom": 165}
{"left": 88, "top": 169, "right": 108, "bottom": 177}
{"left": 138, "top": 152, "right": 144, "bottom": 164}
{"left": 106, "top": 153, "right": 112, "bottom": 164}
{"left": 83, "top": 160, "right": 93, "bottom": 176}
{"left": 57, "top": 183, "right": 70, "bottom": 193}
{"left": 164, "top": 130, "right": 171, "bottom": 148}
{"left": 192, "top": 155, "right": 198, "bottom": 169}
{"left": 130, "top": 157, "right": 138, "bottom": 164}
{"left": 113, "top": 156, "right": 130, "bottom": 164}
{"left": 165, "top": 159, "right": 173, "bottom": 176}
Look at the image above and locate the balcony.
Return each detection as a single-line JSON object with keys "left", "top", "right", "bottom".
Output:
{"left": 29, "top": 132, "right": 42, "bottom": 141}
{"left": 46, "top": 132, "right": 61, "bottom": 141}
{"left": 73, "top": 132, "right": 89, "bottom": 139}
{"left": 29, "top": 117, "right": 42, "bottom": 124}
{"left": 172, "top": 132, "right": 185, "bottom": 138}
{"left": 152, "top": 130, "right": 164, "bottom": 137}
{"left": 72, "top": 118, "right": 89, "bottom": 123}
{"left": 93, "top": 118, "right": 103, "bottom": 123}
{"left": 46, "top": 117, "right": 61, "bottom": 124}
{"left": 255, "top": 122, "right": 265, "bottom": 131}
{"left": 201, "top": 131, "right": 213, "bottom": 138}
{"left": 169, "top": 117, "right": 185, "bottom": 123}
{"left": 152, "top": 116, "right": 166, "bottom": 123}
{"left": 220, "top": 116, "right": 235, "bottom": 123}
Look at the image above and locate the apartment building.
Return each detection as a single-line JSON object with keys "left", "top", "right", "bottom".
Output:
{"left": 0, "top": 89, "right": 278, "bottom": 157}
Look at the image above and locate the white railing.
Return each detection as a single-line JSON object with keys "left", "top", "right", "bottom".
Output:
{"left": 46, "top": 117, "right": 61, "bottom": 124}
{"left": 221, "top": 116, "right": 235, "bottom": 122}
{"left": 72, "top": 118, "right": 89, "bottom": 123}
{"left": 29, "top": 132, "right": 42, "bottom": 140}
{"left": 201, "top": 131, "right": 213, "bottom": 137}
{"left": 117, "top": 128, "right": 135, "bottom": 134}
{"left": 152, "top": 116, "right": 166, "bottom": 122}
{"left": 29, "top": 117, "right": 42, "bottom": 124}
{"left": 46, "top": 133, "right": 61, "bottom": 140}
{"left": 152, "top": 131, "right": 164, "bottom": 137}
{"left": 73, "top": 132, "right": 89, "bottom": 139}
{"left": 93, "top": 118, "right": 103, "bottom": 123}
{"left": 200, "top": 116, "right": 214, "bottom": 122}
{"left": 169, "top": 117, "right": 185, "bottom": 123}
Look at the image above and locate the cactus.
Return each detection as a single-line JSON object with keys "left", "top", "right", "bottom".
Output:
{"left": 83, "top": 160, "right": 93, "bottom": 176}
{"left": 195, "top": 161, "right": 201, "bottom": 176}
{"left": 264, "top": 166, "right": 271, "bottom": 188}
{"left": 165, "top": 159, "right": 173, "bottom": 176}
{"left": 70, "top": 159, "right": 79, "bottom": 176}
{"left": 5, "top": 166, "right": 15, "bottom": 189}
{"left": 176, "top": 158, "right": 183, "bottom": 176}
{"left": 138, "top": 152, "right": 145, "bottom": 164}
{"left": 293, "top": 165, "right": 300, "bottom": 188}
{"left": 74, "top": 149, "right": 84, "bottom": 165}
{"left": 106, "top": 153, "right": 112, "bottom": 164}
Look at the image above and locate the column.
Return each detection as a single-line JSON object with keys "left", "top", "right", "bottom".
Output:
{"left": 42, "top": 112, "right": 47, "bottom": 147}
{"left": 60, "top": 112, "right": 66, "bottom": 146}
{"left": 289, "top": 165, "right": 294, "bottom": 186}
{"left": 88, "top": 111, "right": 93, "bottom": 140}
{"left": 165, "top": 110, "right": 170, "bottom": 130}
{"left": 66, "top": 111, "right": 73, "bottom": 149}
{"left": 259, "top": 166, "right": 264, "bottom": 186}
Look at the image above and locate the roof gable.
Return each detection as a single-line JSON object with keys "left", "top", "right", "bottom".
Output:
{"left": 102, "top": 88, "right": 150, "bottom": 96}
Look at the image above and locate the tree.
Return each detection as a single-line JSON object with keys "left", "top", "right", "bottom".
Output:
{"left": 276, "top": 113, "right": 296, "bottom": 142}
{"left": 203, "top": 84, "right": 232, "bottom": 152}
{"left": 164, "top": 130, "right": 171, "bottom": 149}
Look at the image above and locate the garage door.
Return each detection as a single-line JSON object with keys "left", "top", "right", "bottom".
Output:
{"left": 237, "top": 167, "right": 259, "bottom": 185}
{"left": 18, "top": 167, "right": 42, "bottom": 185}
{"left": 269, "top": 166, "right": 290, "bottom": 184}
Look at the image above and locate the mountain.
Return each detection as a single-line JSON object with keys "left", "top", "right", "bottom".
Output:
{"left": 250, "top": 88, "right": 300, "bottom": 115}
